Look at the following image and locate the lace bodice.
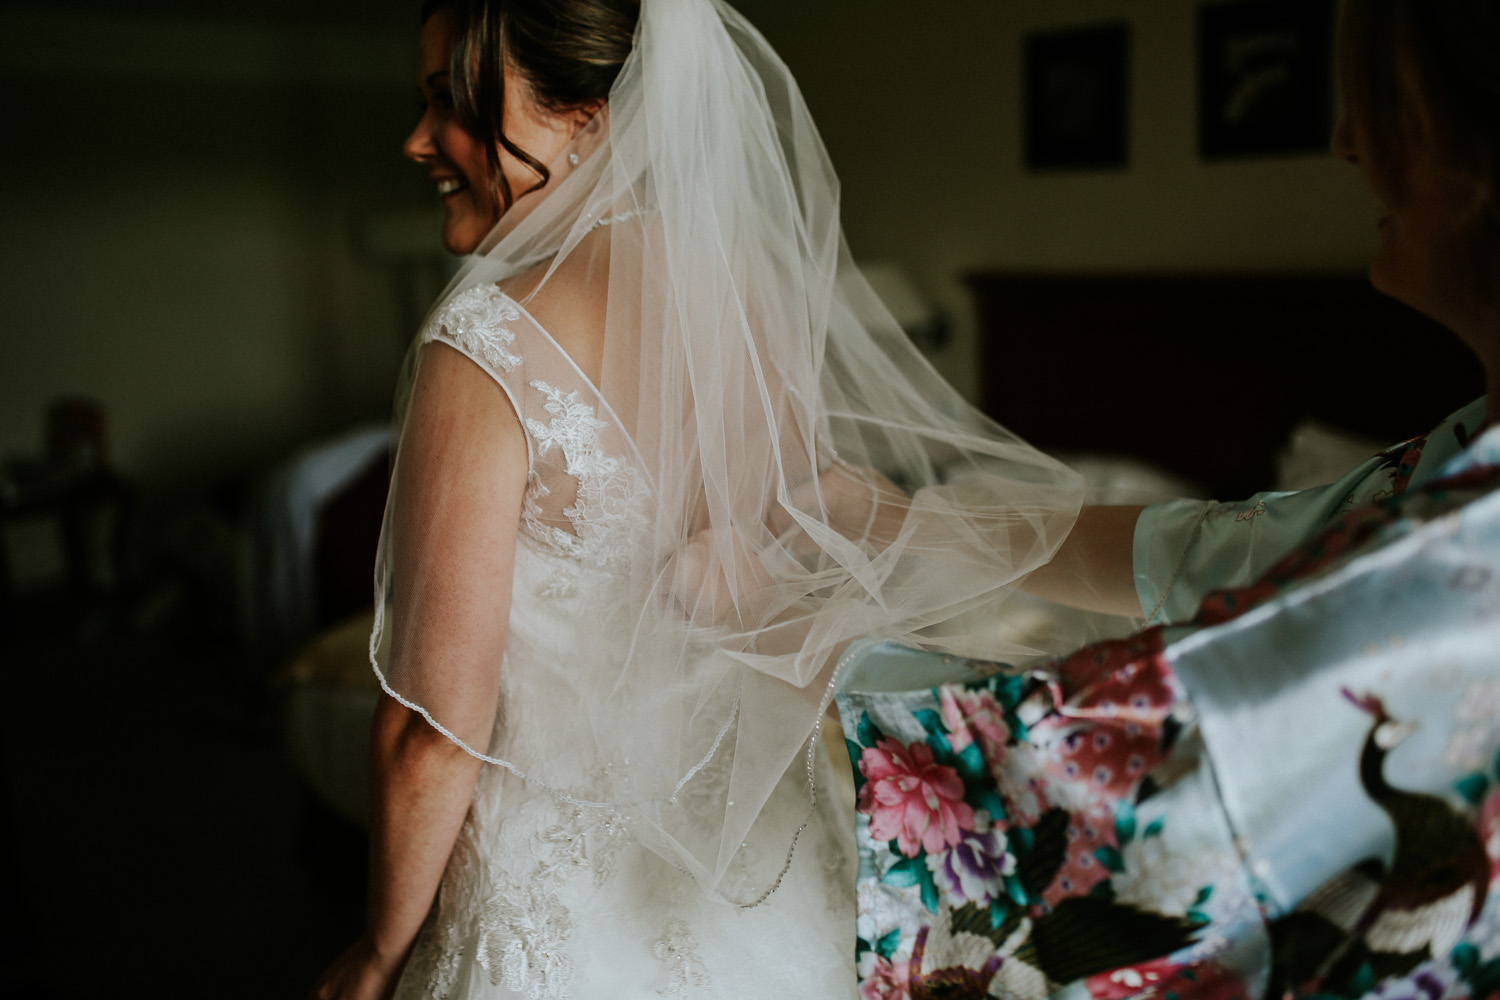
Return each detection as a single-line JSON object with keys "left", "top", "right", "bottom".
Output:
{"left": 419, "top": 284, "right": 650, "bottom": 583}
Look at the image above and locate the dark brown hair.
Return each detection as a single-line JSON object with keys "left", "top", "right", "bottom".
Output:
{"left": 421, "top": 0, "right": 639, "bottom": 209}
{"left": 1340, "top": 0, "right": 1500, "bottom": 207}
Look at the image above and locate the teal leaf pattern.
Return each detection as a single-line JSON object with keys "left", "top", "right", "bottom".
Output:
{"left": 881, "top": 856, "right": 924, "bottom": 888}
{"left": 1455, "top": 771, "right": 1488, "bottom": 806}
{"left": 912, "top": 708, "right": 945, "bottom": 736}
{"left": 918, "top": 867, "right": 939, "bottom": 914}
{"left": 1452, "top": 941, "right": 1479, "bottom": 977}
{"left": 955, "top": 743, "right": 987, "bottom": 784}
{"left": 1115, "top": 799, "right": 1137, "bottom": 845}
{"left": 1094, "top": 845, "right": 1126, "bottom": 873}
{"left": 847, "top": 738, "right": 866, "bottom": 797}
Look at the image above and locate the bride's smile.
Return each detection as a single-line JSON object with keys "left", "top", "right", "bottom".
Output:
{"left": 403, "top": 6, "right": 599, "bottom": 256}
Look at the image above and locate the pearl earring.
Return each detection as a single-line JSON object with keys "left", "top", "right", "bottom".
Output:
{"left": 568, "top": 152, "right": 580, "bottom": 166}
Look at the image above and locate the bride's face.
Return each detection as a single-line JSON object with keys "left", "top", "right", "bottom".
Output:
{"left": 403, "top": 8, "right": 592, "bottom": 255}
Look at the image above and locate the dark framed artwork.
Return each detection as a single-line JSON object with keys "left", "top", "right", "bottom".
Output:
{"left": 1023, "top": 22, "right": 1129, "bottom": 171}
{"left": 1197, "top": 0, "right": 1335, "bottom": 159}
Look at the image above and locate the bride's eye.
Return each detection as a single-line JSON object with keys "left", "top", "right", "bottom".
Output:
{"left": 415, "top": 87, "right": 455, "bottom": 116}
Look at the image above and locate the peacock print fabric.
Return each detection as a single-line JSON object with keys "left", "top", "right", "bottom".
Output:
{"left": 840, "top": 426, "right": 1500, "bottom": 999}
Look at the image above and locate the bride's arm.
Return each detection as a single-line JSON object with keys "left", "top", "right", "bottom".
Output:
{"left": 311, "top": 343, "right": 529, "bottom": 1000}
{"left": 309, "top": 699, "right": 485, "bottom": 999}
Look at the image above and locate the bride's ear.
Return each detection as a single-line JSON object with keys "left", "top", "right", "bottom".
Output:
{"left": 564, "top": 103, "right": 609, "bottom": 165}
{"left": 569, "top": 100, "right": 607, "bottom": 137}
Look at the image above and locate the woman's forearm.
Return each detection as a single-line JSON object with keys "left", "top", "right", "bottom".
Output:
{"left": 1021, "top": 505, "right": 1146, "bottom": 618}
{"left": 363, "top": 693, "right": 486, "bottom": 969}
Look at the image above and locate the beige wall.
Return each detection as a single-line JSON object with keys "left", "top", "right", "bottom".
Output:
{"left": 1, "top": 0, "right": 1377, "bottom": 506}
{"left": 743, "top": 0, "right": 1376, "bottom": 398}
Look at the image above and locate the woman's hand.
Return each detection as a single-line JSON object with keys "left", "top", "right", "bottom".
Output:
{"left": 308, "top": 933, "right": 406, "bottom": 1000}
{"left": 1018, "top": 504, "right": 1145, "bottom": 618}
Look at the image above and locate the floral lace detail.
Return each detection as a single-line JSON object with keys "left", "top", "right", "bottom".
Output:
{"left": 418, "top": 283, "right": 650, "bottom": 592}
{"left": 407, "top": 836, "right": 482, "bottom": 1000}
{"left": 522, "top": 379, "right": 649, "bottom": 573}
{"left": 539, "top": 803, "right": 630, "bottom": 889}
{"left": 652, "top": 919, "right": 712, "bottom": 997}
{"left": 413, "top": 798, "right": 630, "bottom": 1000}
{"left": 475, "top": 868, "right": 577, "bottom": 998}
{"left": 421, "top": 284, "right": 523, "bottom": 372}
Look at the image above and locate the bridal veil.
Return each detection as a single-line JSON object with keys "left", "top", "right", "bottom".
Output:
{"left": 372, "top": 0, "right": 1084, "bottom": 905}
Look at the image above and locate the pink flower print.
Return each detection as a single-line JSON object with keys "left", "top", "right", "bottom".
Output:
{"left": 1481, "top": 789, "right": 1500, "bottom": 883}
{"left": 857, "top": 951, "right": 912, "bottom": 1000}
{"left": 858, "top": 738, "right": 975, "bottom": 858}
{"left": 1085, "top": 956, "right": 1173, "bottom": 999}
{"left": 1049, "top": 722, "right": 1158, "bottom": 802}
{"left": 1051, "top": 631, "right": 1167, "bottom": 699}
{"left": 1086, "top": 957, "right": 1247, "bottom": 1000}
{"left": 939, "top": 686, "right": 1010, "bottom": 770}
{"left": 1035, "top": 644, "right": 1176, "bottom": 806}
{"left": 1041, "top": 813, "right": 1114, "bottom": 907}
{"left": 995, "top": 742, "right": 1052, "bottom": 824}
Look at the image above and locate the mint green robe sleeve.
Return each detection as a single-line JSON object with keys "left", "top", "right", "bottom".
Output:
{"left": 1132, "top": 397, "right": 1488, "bottom": 625}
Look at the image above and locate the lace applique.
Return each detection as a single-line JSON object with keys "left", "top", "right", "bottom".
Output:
{"left": 420, "top": 284, "right": 650, "bottom": 588}
{"left": 400, "top": 928, "right": 462, "bottom": 1000}
{"left": 474, "top": 803, "right": 628, "bottom": 998}
{"left": 539, "top": 804, "right": 630, "bottom": 889}
{"left": 476, "top": 869, "right": 577, "bottom": 999}
{"left": 422, "top": 284, "right": 523, "bottom": 372}
{"left": 409, "top": 837, "right": 481, "bottom": 1000}
{"left": 652, "top": 919, "right": 712, "bottom": 997}
{"left": 522, "top": 379, "right": 649, "bottom": 573}
{"left": 520, "top": 475, "right": 582, "bottom": 597}
{"left": 416, "top": 799, "right": 630, "bottom": 1000}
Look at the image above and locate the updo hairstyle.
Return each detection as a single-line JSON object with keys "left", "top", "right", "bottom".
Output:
{"left": 420, "top": 0, "right": 640, "bottom": 209}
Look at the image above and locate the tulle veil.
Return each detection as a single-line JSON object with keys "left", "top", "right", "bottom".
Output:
{"left": 372, "top": 0, "right": 1084, "bottom": 904}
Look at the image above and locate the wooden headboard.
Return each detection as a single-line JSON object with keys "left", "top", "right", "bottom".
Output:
{"left": 966, "top": 272, "right": 1484, "bottom": 497}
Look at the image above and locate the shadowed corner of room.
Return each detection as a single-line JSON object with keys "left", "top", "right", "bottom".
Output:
{"left": 0, "top": 0, "right": 445, "bottom": 994}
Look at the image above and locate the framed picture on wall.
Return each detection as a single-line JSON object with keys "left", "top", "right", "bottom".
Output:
{"left": 1023, "top": 22, "right": 1129, "bottom": 171}
{"left": 1197, "top": 0, "right": 1335, "bottom": 159}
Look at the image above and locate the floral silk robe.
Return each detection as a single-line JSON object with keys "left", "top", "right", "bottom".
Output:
{"left": 840, "top": 424, "right": 1500, "bottom": 1000}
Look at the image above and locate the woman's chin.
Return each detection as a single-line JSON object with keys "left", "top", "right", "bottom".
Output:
{"left": 1366, "top": 254, "right": 1404, "bottom": 302}
{"left": 441, "top": 226, "right": 483, "bottom": 256}
{"left": 441, "top": 210, "right": 496, "bottom": 256}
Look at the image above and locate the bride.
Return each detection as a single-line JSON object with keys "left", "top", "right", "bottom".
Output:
{"left": 311, "top": 0, "right": 1083, "bottom": 997}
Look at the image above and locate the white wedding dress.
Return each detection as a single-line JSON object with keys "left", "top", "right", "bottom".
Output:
{"left": 377, "top": 4, "right": 1082, "bottom": 995}
{"left": 391, "top": 283, "right": 858, "bottom": 1000}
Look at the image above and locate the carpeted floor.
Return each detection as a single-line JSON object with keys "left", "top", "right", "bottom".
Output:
{"left": 1, "top": 587, "right": 366, "bottom": 998}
